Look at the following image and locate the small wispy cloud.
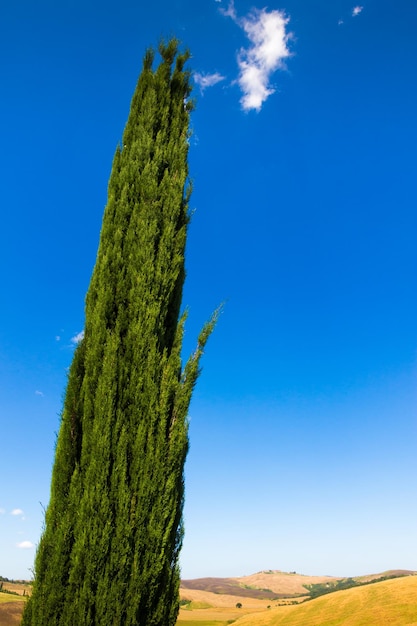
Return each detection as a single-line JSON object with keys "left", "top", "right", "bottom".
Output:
{"left": 71, "top": 330, "right": 84, "bottom": 345}
{"left": 338, "top": 5, "right": 364, "bottom": 25}
{"left": 220, "top": 1, "right": 236, "bottom": 18}
{"left": 55, "top": 335, "right": 61, "bottom": 342}
{"left": 11, "top": 508, "right": 24, "bottom": 516}
{"left": 0, "top": 508, "right": 5, "bottom": 515}
{"left": 194, "top": 71, "right": 226, "bottom": 93}
{"left": 221, "top": 1, "right": 292, "bottom": 111}
{"left": 35, "top": 390, "right": 44, "bottom": 397}
{"left": 17, "top": 541, "right": 34, "bottom": 549}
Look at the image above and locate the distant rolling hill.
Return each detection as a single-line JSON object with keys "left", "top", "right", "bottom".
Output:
{"left": 180, "top": 571, "right": 335, "bottom": 600}
{"left": 178, "top": 570, "right": 417, "bottom": 626}
{"left": 231, "top": 574, "right": 417, "bottom": 626}
{"left": 180, "top": 568, "right": 416, "bottom": 600}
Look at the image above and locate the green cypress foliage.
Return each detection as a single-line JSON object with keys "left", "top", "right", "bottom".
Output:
{"left": 23, "top": 39, "right": 217, "bottom": 626}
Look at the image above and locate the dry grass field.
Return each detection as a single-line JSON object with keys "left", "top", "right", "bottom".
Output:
{"left": 180, "top": 589, "right": 274, "bottom": 608}
{"left": 0, "top": 594, "right": 26, "bottom": 626}
{"left": 231, "top": 575, "right": 417, "bottom": 626}
{"left": 177, "top": 571, "right": 330, "bottom": 626}
{"left": 177, "top": 590, "right": 274, "bottom": 626}
{"left": 0, "top": 582, "right": 30, "bottom": 626}
{"left": 1, "top": 581, "right": 31, "bottom": 597}
{"left": 178, "top": 572, "right": 417, "bottom": 626}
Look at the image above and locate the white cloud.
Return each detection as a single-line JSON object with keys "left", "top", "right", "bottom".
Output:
{"left": 55, "top": 335, "right": 61, "bottom": 342}
{"left": 17, "top": 541, "right": 34, "bottom": 549}
{"left": 194, "top": 71, "right": 226, "bottom": 93}
{"left": 71, "top": 330, "right": 84, "bottom": 344}
{"left": 11, "top": 508, "right": 24, "bottom": 516}
{"left": 352, "top": 6, "right": 363, "bottom": 16}
{"left": 0, "top": 508, "right": 5, "bottom": 515}
{"left": 220, "top": 0, "right": 237, "bottom": 19}
{"left": 222, "top": 2, "right": 292, "bottom": 111}
{"left": 35, "top": 390, "right": 44, "bottom": 396}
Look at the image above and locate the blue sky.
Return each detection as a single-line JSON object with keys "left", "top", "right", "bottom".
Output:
{"left": 1, "top": 0, "right": 416, "bottom": 581}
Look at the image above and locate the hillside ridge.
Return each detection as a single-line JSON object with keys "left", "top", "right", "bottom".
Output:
{"left": 180, "top": 568, "right": 416, "bottom": 600}
{"left": 231, "top": 575, "right": 417, "bottom": 626}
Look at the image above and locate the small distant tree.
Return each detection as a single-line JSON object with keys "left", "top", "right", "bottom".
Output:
{"left": 22, "top": 39, "right": 217, "bottom": 626}
{"left": 236, "top": 602, "right": 243, "bottom": 609}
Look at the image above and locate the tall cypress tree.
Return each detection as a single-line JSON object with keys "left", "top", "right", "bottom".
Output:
{"left": 23, "top": 39, "right": 216, "bottom": 626}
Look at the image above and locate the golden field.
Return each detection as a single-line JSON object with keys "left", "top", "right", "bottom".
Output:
{"left": 0, "top": 594, "right": 26, "bottom": 626}
{"left": 178, "top": 574, "right": 417, "bottom": 626}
